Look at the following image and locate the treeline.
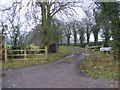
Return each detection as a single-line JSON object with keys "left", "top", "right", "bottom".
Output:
{"left": 0, "top": 1, "right": 119, "bottom": 61}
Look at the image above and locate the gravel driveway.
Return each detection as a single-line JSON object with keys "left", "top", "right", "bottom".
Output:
{"left": 2, "top": 47, "right": 118, "bottom": 88}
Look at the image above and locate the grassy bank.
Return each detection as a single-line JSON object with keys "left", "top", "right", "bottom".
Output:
{"left": 64, "top": 58, "right": 75, "bottom": 63}
{"left": 2, "top": 46, "right": 72, "bottom": 69}
{"left": 73, "top": 46, "right": 85, "bottom": 51}
{"left": 80, "top": 51, "right": 119, "bottom": 80}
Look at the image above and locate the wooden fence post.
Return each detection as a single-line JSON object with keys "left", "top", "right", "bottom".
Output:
{"left": 24, "top": 49, "right": 26, "bottom": 59}
{"left": 85, "top": 45, "right": 89, "bottom": 54}
{"left": 45, "top": 46, "right": 48, "bottom": 58}
{"left": 4, "top": 38, "right": 7, "bottom": 63}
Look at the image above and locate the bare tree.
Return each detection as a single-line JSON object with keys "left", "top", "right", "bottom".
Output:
{"left": 80, "top": 18, "right": 92, "bottom": 45}
{"left": 64, "top": 23, "right": 72, "bottom": 46}
{"left": 92, "top": 8, "right": 101, "bottom": 46}
{"left": 1, "top": 0, "right": 82, "bottom": 49}
{"left": 36, "top": 2, "right": 81, "bottom": 48}
{"left": 50, "top": 19, "right": 64, "bottom": 44}
{"left": 70, "top": 20, "right": 78, "bottom": 46}
{"left": 101, "top": 17, "right": 111, "bottom": 47}
{"left": 78, "top": 22, "right": 85, "bottom": 47}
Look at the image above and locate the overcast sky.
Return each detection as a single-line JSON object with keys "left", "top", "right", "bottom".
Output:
{"left": 0, "top": 0, "right": 116, "bottom": 43}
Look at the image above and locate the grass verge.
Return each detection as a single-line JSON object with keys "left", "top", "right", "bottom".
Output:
{"left": 80, "top": 51, "right": 119, "bottom": 80}
{"left": 73, "top": 46, "right": 85, "bottom": 51}
{"left": 0, "top": 73, "right": 6, "bottom": 77}
{"left": 2, "top": 46, "right": 72, "bottom": 69}
{"left": 64, "top": 58, "right": 74, "bottom": 63}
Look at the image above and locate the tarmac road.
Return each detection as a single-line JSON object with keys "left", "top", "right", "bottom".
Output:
{"left": 2, "top": 47, "right": 118, "bottom": 88}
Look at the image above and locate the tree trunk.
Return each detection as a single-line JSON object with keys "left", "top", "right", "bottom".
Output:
{"left": 74, "top": 31, "right": 77, "bottom": 46}
{"left": 94, "top": 32, "right": 98, "bottom": 46}
{"left": 103, "top": 31, "right": 110, "bottom": 47}
{"left": 87, "top": 33, "right": 90, "bottom": 44}
{"left": 112, "top": 27, "right": 120, "bottom": 61}
{"left": 60, "top": 38, "right": 63, "bottom": 45}
{"left": 14, "top": 38, "right": 17, "bottom": 47}
{"left": 72, "top": 23, "right": 77, "bottom": 46}
{"left": 86, "top": 26, "right": 90, "bottom": 44}
{"left": 104, "top": 23, "right": 111, "bottom": 47}
{"left": 111, "top": 14, "right": 120, "bottom": 61}
{"left": 67, "top": 36, "right": 70, "bottom": 46}
{"left": 80, "top": 36, "right": 84, "bottom": 47}
{"left": 40, "top": 2, "right": 50, "bottom": 48}
{"left": 93, "top": 26, "right": 99, "bottom": 46}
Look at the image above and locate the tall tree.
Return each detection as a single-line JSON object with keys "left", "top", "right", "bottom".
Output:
{"left": 101, "top": 17, "right": 111, "bottom": 47}
{"left": 50, "top": 19, "right": 63, "bottom": 43}
{"left": 39, "top": 2, "right": 50, "bottom": 46}
{"left": 99, "top": 2, "right": 120, "bottom": 61}
{"left": 82, "top": 10, "right": 92, "bottom": 45}
{"left": 11, "top": 25, "right": 20, "bottom": 47}
{"left": 64, "top": 23, "right": 72, "bottom": 46}
{"left": 58, "top": 25, "right": 64, "bottom": 45}
{"left": 86, "top": 22, "right": 91, "bottom": 45}
{"left": 78, "top": 21, "right": 85, "bottom": 47}
{"left": 92, "top": 9, "right": 101, "bottom": 46}
{"left": 81, "top": 18, "right": 92, "bottom": 45}
{"left": 71, "top": 21, "right": 78, "bottom": 46}
{"left": 78, "top": 27, "right": 85, "bottom": 47}
{"left": 36, "top": 2, "right": 78, "bottom": 47}
{"left": 1, "top": 1, "right": 79, "bottom": 49}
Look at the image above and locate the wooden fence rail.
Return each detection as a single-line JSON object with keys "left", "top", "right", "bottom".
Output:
{"left": 4, "top": 46, "right": 48, "bottom": 61}
{"left": 85, "top": 45, "right": 103, "bottom": 54}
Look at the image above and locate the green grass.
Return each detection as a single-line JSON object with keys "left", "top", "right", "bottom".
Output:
{"left": 64, "top": 58, "right": 74, "bottom": 63}
{"left": 29, "top": 45, "right": 39, "bottom": 49}
{"left": 73, "top": 46, "right": 85, "bottom": 51}
{"left": 7, "top": 45, "right": 39, "bottom": 49}
{"left": 58, "top": 46, "right": 72, "bottom": 56}
{"left": 80, "top": 51, "right": 119, "bottom": 80}
{"left": 2, "top": 46, "right": 72, "bottom": 69}
{"left": 7, "top": 45, "right": 12, "bottom": 48}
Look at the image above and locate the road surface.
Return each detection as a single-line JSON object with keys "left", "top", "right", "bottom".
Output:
{"left": 2, "top": 47, "right": 118, "bottom": 88}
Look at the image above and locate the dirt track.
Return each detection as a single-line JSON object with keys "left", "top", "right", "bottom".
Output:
{"left": 2, "top": 47, "right": 118, "bottom": 88}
